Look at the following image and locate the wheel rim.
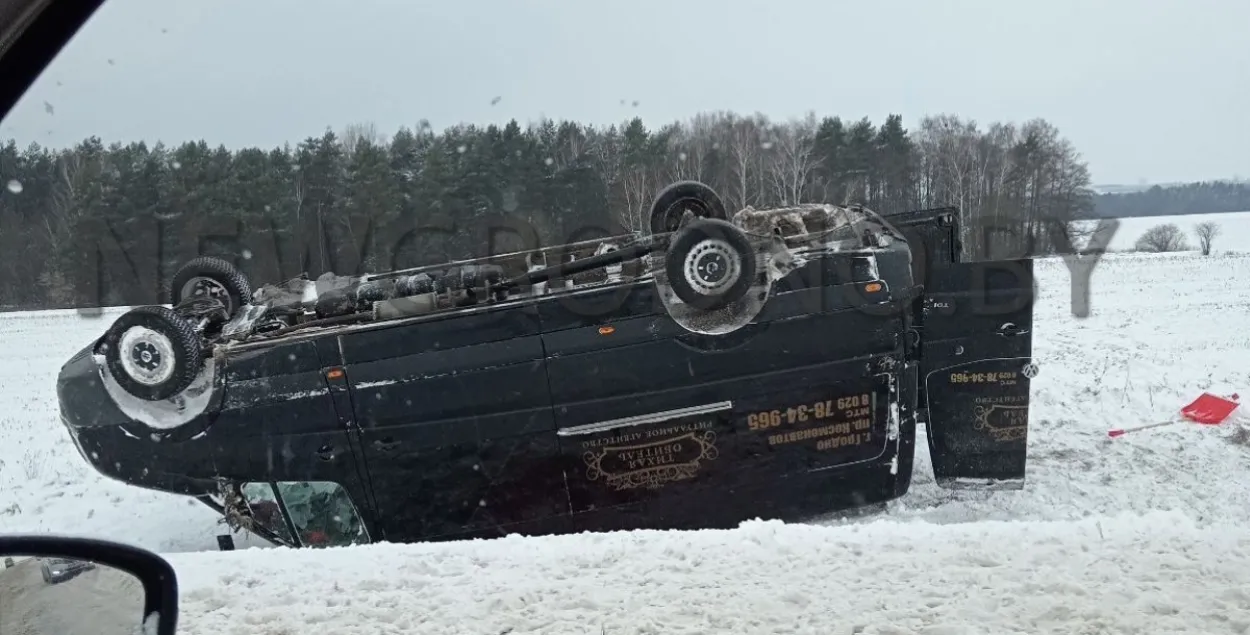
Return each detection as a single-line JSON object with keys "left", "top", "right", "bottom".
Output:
{"left": 661, "top": 199, "right": 711, "bottom": 232}
{"left": 682, "top": 238, "right": 741, "bottom": 296}
{"left": 181, "top": 276, "right": 234, "bottom": 313}
{"left": 118, "top": 325, "right": 177, "bottom": 386}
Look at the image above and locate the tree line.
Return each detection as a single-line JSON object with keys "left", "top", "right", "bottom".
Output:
{"left": 1093, "top": 181, "right": 1250, "bottom": 219}
{"left": 0, "top": 111, "right": 1098, "bottom": 311}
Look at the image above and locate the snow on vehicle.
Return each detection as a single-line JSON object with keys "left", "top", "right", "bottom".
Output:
{"left": 56, "top": 180, "right": 1037, "bottom": 548}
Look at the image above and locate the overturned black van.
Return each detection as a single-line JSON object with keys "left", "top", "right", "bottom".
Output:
{"left": 56, "top": 180, "right": 1035, "bottom": 548}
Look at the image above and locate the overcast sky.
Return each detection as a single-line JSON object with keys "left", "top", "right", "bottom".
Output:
{"left": 2, "top": 0, "right": 1246, "bottom": 185}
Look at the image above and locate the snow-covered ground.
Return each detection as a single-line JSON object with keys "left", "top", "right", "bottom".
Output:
{"left": 166, "top": 512, "right": 1250, "bottom": 635}
{"left": 1101, "top": 209, "right": 1250, "bottom": 252}
{"left": 3, "top": 247, "right": 1250, "bottom": 633}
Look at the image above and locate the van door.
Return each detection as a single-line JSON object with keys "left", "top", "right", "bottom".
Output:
{"left": 539, "top": 278, "right": 902, "bottom": 530}
{"left": 887, "top": 208, "right": 1035, "bottom": 488}
{"left": 339, "top": 306, "right": 570, "bottom": 542}
{"left": 214, "top": 339, "right": 378, "bottom": 544}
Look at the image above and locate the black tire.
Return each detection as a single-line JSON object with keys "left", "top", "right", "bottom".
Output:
{"left": 664, "top": 218, "right": 757, "bottom": 311}
{"left": 648, "top": 181, "right": 729, "bottom": 235}
{"left": 170, "top": 256, "right": 252, "bottom": 317}
{"left": 40, "top": 562, "right": 52, "bottom": 583}
{"left": 102, "top": 305, "right": 205, "bottom": 402}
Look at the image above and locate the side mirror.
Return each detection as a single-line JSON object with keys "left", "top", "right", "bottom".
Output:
{"left": 0, "top": 535, "right": 178, "bottom": 635}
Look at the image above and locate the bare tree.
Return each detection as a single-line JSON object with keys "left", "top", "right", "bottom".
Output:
{"left": 1194, "top": 221, "right": 1221, "bottom": 256}
{"left": 617, "top": 166, "right": 652, "bottom": 235}
{"left": 340, "top": 121, "right": 386, "bottom": 155}
{"left": 721, "top": 112, "right": 766, "bottom": 212}
{"left": 978, "top": 122, "right": 1018, "bottom": 224}
{"left": 765, "top": 114, "right": 822, "bottom": 206}
{"left": 681, "top": 113, "right": 720, "bottom": 183}
{"left": 916, "top": 115, "right": 982, "bottom": 251}
{"left": 664, "top": 115, "right": 718, "bottom": 184}
{"left": 1134, "top": 223, "right": 1190, "bottom": 252}
{"left": 911, "top": 114, "right": 1093, "bottom": 259}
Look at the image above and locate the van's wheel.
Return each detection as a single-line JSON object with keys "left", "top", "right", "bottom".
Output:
{"left": 664, "top": 218, "right": 757, "bottom": 311}
{"left": 170, "top": 257, "right": 252, "bottom": 318}
{"left": 649, "top": 181, "right": 729, "bottom": 235}
{"left": 102, "top": 305, "right": 205, "bottom": 401}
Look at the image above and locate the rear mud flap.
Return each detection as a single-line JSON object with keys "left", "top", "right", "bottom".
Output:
{"left": 924, "top": 357, "right": 1032, "bottom": 489}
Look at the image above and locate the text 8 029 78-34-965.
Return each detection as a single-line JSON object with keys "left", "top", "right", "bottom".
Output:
{"left": 746, "top": 393, "right": 872, "bottom": 431}
{"left": 742, "top": 389, "right": 882, "bottom": 460}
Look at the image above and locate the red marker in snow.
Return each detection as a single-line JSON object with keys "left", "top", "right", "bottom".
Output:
{"left": 1108, "top": 392, "right": 1240, "bottom": 438}
{"left": 1107, "top": 420, "right": 1175, "bottom": 437}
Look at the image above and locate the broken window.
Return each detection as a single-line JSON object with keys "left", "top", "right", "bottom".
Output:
{"left": 240, "top": 482, "right": 294, "bottom": 544}
{"left": 240, "top": 481, "right": 368, "bottom": 548}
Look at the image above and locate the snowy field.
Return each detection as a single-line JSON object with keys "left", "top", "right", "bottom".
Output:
{"left": 1100, "top": 209, "right": 1250, "bottom": 252}
{"left": 3, "top": 246, "right": 1250, "bottom": 633}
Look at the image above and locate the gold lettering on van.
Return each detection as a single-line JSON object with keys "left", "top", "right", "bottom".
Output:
{"left": 973, "top": 404, "right": 1028, "bottom": 442}
{"left": 744, "top": 389, "right": 877, "bottom": 452}
{"left": 583, "top": 423, "right": 718, "bottom": 490}
{"left": 949, "top": 370, "right": 1020, "bottom": 386}
{"left": 765, "top": 418, "right": 873, "bottom": 451}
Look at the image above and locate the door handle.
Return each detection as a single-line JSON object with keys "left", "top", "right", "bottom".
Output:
{"left": 997, "top": 322, "right": 1029, "bottom": 337}
{"left": 316, "top": 443, "right": 335, "bottom": 461}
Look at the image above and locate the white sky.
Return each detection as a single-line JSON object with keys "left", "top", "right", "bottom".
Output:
{"left": 2, "top": 0, "right": 1247, "bottom": 185}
